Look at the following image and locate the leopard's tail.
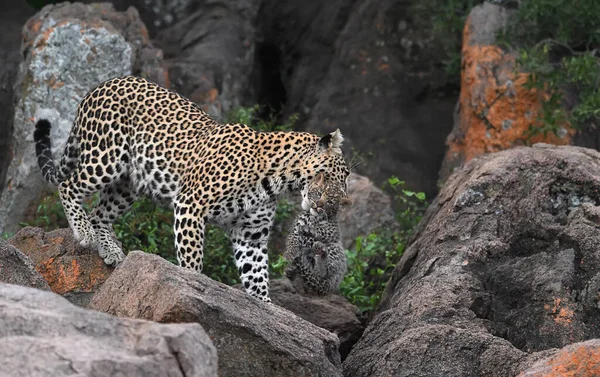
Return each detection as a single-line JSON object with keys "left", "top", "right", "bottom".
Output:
{"left": 34, "top": 119, "right": 79, "bottom": 186}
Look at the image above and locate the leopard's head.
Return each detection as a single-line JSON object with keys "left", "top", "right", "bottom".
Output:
{"left": 301, "top": 129, "right": 351, "bottom": 212}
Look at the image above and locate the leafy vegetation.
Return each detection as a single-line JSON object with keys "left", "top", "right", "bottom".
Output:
{"left": 340, "top": 177, "right": 427, "bottom": 313}
{"left": 420, "top": 0, "right": 600, "bottom": 139}
{"left": 498, "top": 0, "right": 600, "bottom": 138}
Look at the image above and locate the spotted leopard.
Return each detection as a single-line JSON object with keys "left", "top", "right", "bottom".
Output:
{"left": 284, "top": 173, "right": 350, "bottom": 295}
{"left": 33, "top": 75, "right": 350, "bottom": 302}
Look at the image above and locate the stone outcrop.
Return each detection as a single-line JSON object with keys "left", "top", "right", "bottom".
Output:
{"left": 268, "top": 278, "right": 364, "bottom": 361}
{"left": 518, "top": 339, "right": 600, "bottom": 377}
{"left": 439, "top": 3, "right": 573, "bottom": 183}
{"left": 90, "top": 251, "right": 342, "bottom": 376}
{"left": 338, "top": 173, "right": 398, "bottom": 248}
{"left": 0, "top": 2, "right": 166, "bottom": 235}
{"left": 154, "top": 0, "right": 261, "bottom": 119}
{"left": 0, "top": 1, "right": 35, "bottom": 195}
{"left": 344, "top": 144, "right": 600, "bottom": 376}
{"left": 8, "top": 227, "right": 111, "bottom": 307}
{"left": 0, "top": 282, "right": 218, "bottom": 377}
{"left": 269, "top": 0, "right": 456, "bottom": 198}
{"left": 0, "top": 238, "right": 50, "bottom": 291}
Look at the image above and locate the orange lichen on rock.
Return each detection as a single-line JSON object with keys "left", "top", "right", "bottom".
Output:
{"left": 443, "top": 12, "right": 574, "bottom": 175}
{"left": 8, "top": 227, "right": 112, "bottom": 297}
{"left": 35, "top": 253, "right": 109, "bottom": 295}
{"left": 546, "top": 345, "right": 600, "bottom": 377}
{"left": 544, "top": 297, "right": 575, "bottom": 326}
{"left": 518, "top": 340, "right": 600, "bottom": 377}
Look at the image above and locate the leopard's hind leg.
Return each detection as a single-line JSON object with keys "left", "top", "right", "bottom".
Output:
{"left": 89, "top": 180, "right": 138, "bottom": 266}
{"left": 58, "top": 177, "right": 97, "bottom": 249}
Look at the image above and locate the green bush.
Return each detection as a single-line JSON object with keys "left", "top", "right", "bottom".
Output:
{"left": 418, "top": 0, "right": 600, "bottom": 139}
{"left": 340, "top": 177, "right": 427, "bottom": 313}
{"left": 498, "top": 0, "right": 600, "bottom": 138}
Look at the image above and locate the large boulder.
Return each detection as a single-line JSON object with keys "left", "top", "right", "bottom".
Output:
{"left": 518, "top": 339, "right": 600, "bottom": 377}
{"left": 0, "top": 2, "right": 167, "bottom": 235}
{"left": 0, "top": 238, "right": 50, "bottom": 291}
{"left": 0, "top": 282, "right": 217, "bottom": 377}
{"left": 269, "top": 278, "right": 364, "bottom": 361}
{"left": 344, "top": 144, "right": 600, "bottom": 376}
{"left": 90, "top": 251, "right": 342, "bottom": 377}
{"left": 8, "top": 227, "right": 111, "bottom": 308}
{"left": 154, "top": 0, "right": 260, "bottom": 119}
{"left": 0, "top": 1, "right": 36, "bottom": 194}
{"left": 263, "top": 0, "right": 455, "bottom": 198}
{"left": 439, "top": 3, "right": 573, "bottom": 183}
{"left": 338, "top": 173, "right": 398, "bottom": 248}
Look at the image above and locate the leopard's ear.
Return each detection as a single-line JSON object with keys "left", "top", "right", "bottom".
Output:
{"left": 314, "top": 172, "right": 326, "bottom": 187}
{"left": 318, "top": 129, "right": 344, "bottom": 155}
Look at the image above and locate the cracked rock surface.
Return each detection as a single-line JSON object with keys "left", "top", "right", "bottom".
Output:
{"left": 344, "top": 144, "right": 600, "bottom": 376}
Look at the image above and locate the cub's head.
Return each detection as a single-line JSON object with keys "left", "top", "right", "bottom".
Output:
{"left": 306, "top": 172, "right": 352, "bottom": 218}
{"left": 301, "top": 129, "right": 351, "bottom": 212}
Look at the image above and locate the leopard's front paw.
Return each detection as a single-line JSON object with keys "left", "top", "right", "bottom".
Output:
{"left": 103, "top": 251, "right": 126, "bottom": 267}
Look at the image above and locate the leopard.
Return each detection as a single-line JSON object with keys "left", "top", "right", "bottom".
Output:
{"left": 33, "top": 75, "right": 350, "bottom": 302}
{"left": 284, "top": 172, "right": 351, "bottom": 296}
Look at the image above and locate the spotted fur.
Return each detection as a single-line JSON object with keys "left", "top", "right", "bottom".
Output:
{"left": 33, "top": 75, "right": 350, "bottom": 302}
{"left": 284, "top": 173, "right": 350, "bottom": 296}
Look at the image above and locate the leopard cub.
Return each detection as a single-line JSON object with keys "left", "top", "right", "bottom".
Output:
{"left": 284, "top": 173, "right": 351, "bottom": 296}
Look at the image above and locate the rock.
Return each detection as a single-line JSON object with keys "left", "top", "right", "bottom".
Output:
{"left": 8, "top": 227, "right": 111, "bottom": 308}
{"left": 518, "top": 339, "right": 600, "bottom": 377}
{"left": 0, "top": 2, "right": 167, "bottom": 235}
{"left": 439, "top": 3, "right": 573, "bottom": 183}
{"left": 0, "top": 282, "right": 218, "bottom": 377}
{"left": 0, "top": 1, "right": 36, "bottom": 194}
{"left": 89, "top": 251, "right": 342, "bottom": 377}
{"left": 269, "top": 278, "right": 364, "bottom": 361}
{"left": 339, "top": 173, "right": 398, "bottom": 249}
{"left": 344, "top": 144, "right": 600, "bottom": 376}
{"left": 265, "top": 0, "right": 455, "bottom": 198}
{"left": 0, "top": 238, "right": 50, "bottom": 291}
{"left": 154, "top": 0, "right": 260, "bottom": 119}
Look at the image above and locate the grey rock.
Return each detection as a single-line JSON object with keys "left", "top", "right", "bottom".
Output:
{"left": 0, "top": 238, "right": 50, "bottom": 291}
{"left": 466, "top": 2, "right": 514, "bottom": 46}
{"left": 0, "top": 2, "right": 166, "bottom": 235}
{"left": 154, "top": 0, "right": 260, "bottom": 120}
{"left": 265, "top": 0, "right": 455, "bottom": 198}
{"left": 269, "top": 278, "right": 364, "bottom": 361}
{"left": 0, "top": 282, "right": 218, "bottom": 377}
{"left": 345, "top": 145, "right": 600, "bottom": 376}
{"left": 0, "top": 1, "right": 35, "bottom": 195}
{"left": 89, "top": 251, "right": 342, "bottom": 377}
{"left": 339, "top": 173, "right": 398, "bottom": 249}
